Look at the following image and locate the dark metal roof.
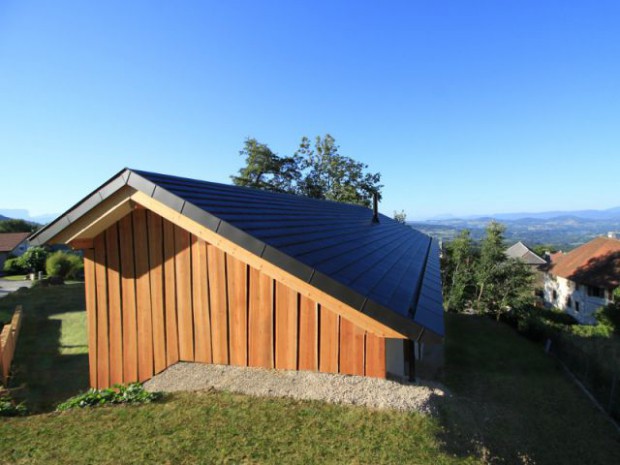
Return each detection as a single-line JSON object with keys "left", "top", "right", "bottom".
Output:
{"left": 30, "top": 168, "right": 444, "bottom": 341}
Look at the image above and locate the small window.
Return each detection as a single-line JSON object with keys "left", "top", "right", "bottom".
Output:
{"left": 575, "top": 302, "right": 580, "bottom": 312}
{"left": 566, "top": 297, "right": 572, "bottom": 308}
{"left": 552, "top": 290, "right": 558, "bottom": 301}
{"left": 587, "top": 286, "right": 605, "bottom": 298}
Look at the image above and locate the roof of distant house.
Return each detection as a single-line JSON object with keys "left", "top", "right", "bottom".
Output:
{"left": 548, "top": 236, "right": 620, "bottom": 289}
{"left": 29, "top": 168, "right": 444, "bottom": 340}
{"left": 505, "top": 241, "right": 547, "bottom": 265}
{"left": 0, "top": 232, "right": 30, "bottom": 252}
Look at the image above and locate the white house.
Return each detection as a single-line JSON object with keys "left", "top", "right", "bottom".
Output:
{"left": 543, "top": 235, "right": 620, "bottom": 324}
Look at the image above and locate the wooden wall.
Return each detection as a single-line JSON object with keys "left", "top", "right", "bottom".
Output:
{"left": 82, "top": 209, "right": 386, "bottom": 389}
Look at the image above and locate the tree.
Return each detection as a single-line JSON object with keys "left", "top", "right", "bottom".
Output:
{"left": 474, "top": 222, "right": 534, "bottom": 318}
{"left": 232, "top": 134, "right": 382, "bottom": 207}
{"left": 231, "top": 139, "right": 300, "bottom": 194}
{"left": 0, "top": 219, "right": 38, "bottom": 233}
{"left": 393, "top": 210, "right": 407, "bottom": 224}
{"left": 17, "top": 246, "right": 48, "bottom": 273}
{"left": 442, "top": 229, "right": 476, "bottom": 312}
{"left": 296, "top": 135, "right": 382, "bottom": 207}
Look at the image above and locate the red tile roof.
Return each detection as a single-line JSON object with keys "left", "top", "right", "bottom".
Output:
{"left": 549, "top": 236, "right": 620, "bottom": 289}
{"left": 0, "top": 232, "right": 30, "bottom": 253}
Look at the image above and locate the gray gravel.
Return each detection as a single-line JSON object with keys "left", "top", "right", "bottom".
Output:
{"left": 144, "top": 362, "right": 446, "bottom": 414}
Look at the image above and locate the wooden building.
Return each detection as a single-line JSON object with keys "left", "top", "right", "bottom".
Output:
{"left": 30, "top": 169, "right": 444, "bottom": 388}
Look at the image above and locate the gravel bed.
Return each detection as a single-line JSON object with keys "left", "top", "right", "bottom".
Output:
{"left": 144, "top": 362, "right": 446, "bottom": 414}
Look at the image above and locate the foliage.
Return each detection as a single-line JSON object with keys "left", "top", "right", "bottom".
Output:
{"left": 0, "top": 393, "right": 28, "bottom": 417}
{"left": 473, "top": 222, "right": 534, "bottom": 318}
{"left": 45, "top": 251, "right": 84, "bottom": 279}
{"left": 442, "top": 230, "right": 476, "bottom": 312}
{"left": 594, "top": 302, "right": 620, "bottom": 335}
{"left": 531, "top": 244, "right": 558, "bottom": 258}
{"left": 57, "top": 383, "right": 162, "bottom": 411}
{"left": 393, "top": 210, "right": 407, "bottom": 224}
{"left": 16, "top": 246, "right": 49, "bottom": 273}
{"left": 232, "top": 134, "right": 382, "bottom": 207}
{"left": 2, "top": 257, "right": 26, "bottom": 275}
{"left": 0, "top": 219, "right": 38, "bottom": 233}
{"left": 441, "top": 223, "right": 535, "bottom": 317}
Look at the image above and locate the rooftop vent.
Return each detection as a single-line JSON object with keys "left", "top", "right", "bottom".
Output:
{"left": 372, "top": 192, "right": 379, "bottom": 223}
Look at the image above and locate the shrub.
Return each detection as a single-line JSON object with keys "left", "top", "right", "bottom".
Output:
{"left": 45, "top": 251, "right": 83, "bottom": 280}
{"left": 594, "top": 303, "right": 620, "bottom": 335}
{"left": 56, "top": 383, "right": 162, "bottom": 411}
{"left": 0, "top": 393, "right": 28, "bottom": 417}
{"left": 17, "top": 246, "right": 48, "bottom": 273}
{"left": 2, "top": 257, "right": 26, "bottom": 275}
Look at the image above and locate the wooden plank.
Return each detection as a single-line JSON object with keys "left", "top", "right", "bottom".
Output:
{"left": 319, "top": 305, "right": 339, "bottom": 374}
{"left": 105, "top": 224, "right": 123, "bottom": 386}
{"left": 191, "top": 236, "right": 212, "bottom": 363}
{"left": 162, "top": 219, "right": 179, "bottom": 366}
{"left": 339, "top": 317, "right": 365, "bottom": 376}
{"left": 275, "top": 282, "right": 297, "bottom": 370}
{"left": 248, "top": 267, "right": 273, "bottom": 368}
{"left": 93, "top": 233, "right": 110, "bottom": 388}
{"left": 175, "top": 226, "right": 194, "bottom": 361}
{"left": 133, "top": 209, "right": 154, "bottom": 382}
{"left": 147, "top": 212, "right": 167, "bottom": 374}
{"left": 298, "top": 295, "right": 318, "bottom": 371}
{"left": 83, "top": 249, "right": 98, "bottom": 388}
{"left": 118, "top": 214, "right": 138, "bottom": 383}
{"left": 131, "top": 191, "right": 407, "bottom": 339}
{"left": 365, "top": 333, "right": 386, "bottom": 378}
{"left": 207, "top": 245, "right": 228, "bottom": 364}
{"left": 226, "top": 254, "right": 247, "bottom": 367}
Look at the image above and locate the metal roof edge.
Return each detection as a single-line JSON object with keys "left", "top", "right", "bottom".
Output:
{"left": 29, "top": 167, "right": 132, "bottom": 245}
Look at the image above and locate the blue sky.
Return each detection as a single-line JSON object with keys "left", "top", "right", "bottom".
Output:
{"left": 1, "top": 1, "right": 619, "bottom": 221}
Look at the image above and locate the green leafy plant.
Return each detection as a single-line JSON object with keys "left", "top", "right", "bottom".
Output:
{"left": 2, "top": 257, "right": 26, "bottom": 275}
{"left": 56, "top": 383, "right": 162, "bottom": 411}
{"left": 17, "top": 246, "right": 49, "bottom": 273}
{"left": 0, "top": 393, "right": 28, "bottom": 417}
{"left": 45, "top": 251, "right": 84, "bottom": 280}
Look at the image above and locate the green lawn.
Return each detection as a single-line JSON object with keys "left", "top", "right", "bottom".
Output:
{"left": 0, "top": 274, "right": 28, "bottom": 281}
{"left": 0, "top": 286, "right": 619, "bottom": 464}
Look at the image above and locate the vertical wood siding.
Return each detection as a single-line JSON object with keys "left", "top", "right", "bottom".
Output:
{"left": 84, "top": 209, "right": 387, "bottom": 388}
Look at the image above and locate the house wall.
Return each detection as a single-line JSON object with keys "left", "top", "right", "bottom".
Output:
{"left": 82, "top": 208, "right": 387, "bottom": 389}
{"left": 543, "top": 273, "right": 611, "bottom": 324}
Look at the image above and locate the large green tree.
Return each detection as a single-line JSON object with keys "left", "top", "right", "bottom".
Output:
{"left": 232, "top": 134, "right": 382, "bottom": 207}
{"left": 0, "top": 219, "right": 38, "bottom": 233}
{"left": 474, "top": 222, "right": 534, "bottom": 318}
{"left": 441, "top": 222, "right": 535, "bottom": 318}
{"left": 442, "top": 229, "right": 476, "bottom": 312}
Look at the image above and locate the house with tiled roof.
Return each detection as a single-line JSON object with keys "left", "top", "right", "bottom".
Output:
{"left": 0, "top": 232, "right": 30, "bottom": 272}
{"left": 543, "top": 234, "right": 620, "bottom": 323}
{"left": 29, "top": 168, "right": 444, "bottom": 387}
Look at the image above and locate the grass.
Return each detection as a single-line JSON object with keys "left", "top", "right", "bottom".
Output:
{"left": 0, "top": 286, "right": 619, "bottom": 464}
{"left": 0, "top": 284, "right": 89, "bottom": 411}
{"left": 0, "top": 274, "right": 28, "bottom": 281}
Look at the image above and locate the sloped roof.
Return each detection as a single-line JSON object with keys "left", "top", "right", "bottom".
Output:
{"left": 505, "top": 241, "right": 546, "bottom": 265}
{"left": 0, "top": 232, "right": 30, "bottom": 252}
{"left": 549, "top": 236, "right": 620, "bottom": 289}
{"left": 30, "top": 168, "right": 444, "bottom": 340}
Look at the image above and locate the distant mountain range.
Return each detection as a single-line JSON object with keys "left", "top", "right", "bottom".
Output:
{"left": 0, "top": 209, "right": 55, "bottom": 225}
{"left": 412, "top": 207, "right": 620, "bottom": 250}
{"left": 427, "top": 206, "right": 620, "bottom": 222}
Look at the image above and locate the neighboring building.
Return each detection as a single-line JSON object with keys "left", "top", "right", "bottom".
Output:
{"left": 505, "top": 241, "right": 547, "bottom": 267}
{"left": 543, "top": 236, "right": 620, "bottom": 324}
{"left": 0, "top": 232, "right": 30, "bottom": 272}
{"left": 506, "top": 241, "right": 547, "bottom": 289}
{"left": 29, "top": 168, "right": 444, "bottom": 389}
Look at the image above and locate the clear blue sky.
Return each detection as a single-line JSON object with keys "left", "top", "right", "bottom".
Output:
{"left": 1, "top": 1, "right": 619, "bottom": 221}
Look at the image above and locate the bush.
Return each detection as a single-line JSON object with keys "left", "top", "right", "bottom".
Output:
{"left": 17, "top": 246, "right": 48, "bottom": 273}
{"left": 0, "top": 393, "right": 28, "bottom": 417}
{"left": 594, "top": 303, "right": 620, "bottom": 335}
{"left": 45, "top": 251, "right": 83, "bottom": 280}
{"left": 56, "top": 383, "right": 162, "bottom": 411}
{"left": 2, "top": 257, "right": 26, "bottom": 275}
